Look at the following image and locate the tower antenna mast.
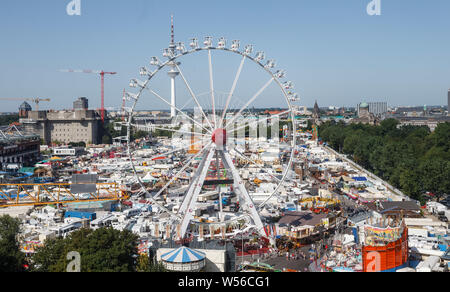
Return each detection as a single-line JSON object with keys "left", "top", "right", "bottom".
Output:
{"left": 168, "top": 14, "right": 180, "bottom": 119}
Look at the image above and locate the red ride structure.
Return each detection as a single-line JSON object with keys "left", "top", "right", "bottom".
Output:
{"left": 362, "top": 227, "right": 409, "bottom": 272}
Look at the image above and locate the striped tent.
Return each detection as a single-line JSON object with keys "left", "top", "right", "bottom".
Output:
{"left": 161, "top": 246, "right": 206, "bottom": 263}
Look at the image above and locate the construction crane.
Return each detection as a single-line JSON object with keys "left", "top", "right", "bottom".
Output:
{"left": 0, "top": 98, "right": 51, "bottom": 112}
{"left": 60, "top": 69, "right": 117, "bottom": 122}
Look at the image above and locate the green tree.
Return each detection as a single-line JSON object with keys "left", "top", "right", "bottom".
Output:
{"left": 134, "top": 131, "right": 149, "bottom": 140}
{"left": 102, "top": 135, "right": 112, "bottom": 145}
{"left": 419, "top": 159, "right": 450, "bottom": 199}
{"left": 318, "top": 121, "right": 450, "bottom": 201}
{"left": 0, "top": 114, "right": 19, "bottom": 126}
{"left": 0, "top": 215, "right": 26, "bottom": 272}
{"left": 30, "top": 235, "right": 67, "bottom": 272}
{"left": 31, "top": 228, "right": 139, "bottom": 272}
{"left": 379, "top": 118, "right": 400, "bottom": 136}
{"left": 136, "top": 254, "right": 166, "bottom": 272}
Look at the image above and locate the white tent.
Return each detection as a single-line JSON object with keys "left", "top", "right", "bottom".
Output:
{"left": 142, "top": 173, "right": 158, "bottom": 183}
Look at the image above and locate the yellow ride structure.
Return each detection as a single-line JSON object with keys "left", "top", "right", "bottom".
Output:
{"left": 0, "top": 183, "right": 128, "bottom": 208}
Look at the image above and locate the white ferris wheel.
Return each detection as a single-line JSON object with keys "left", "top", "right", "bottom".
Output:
{"left": 123, "top": 36, "right": 299, "bottom": 244}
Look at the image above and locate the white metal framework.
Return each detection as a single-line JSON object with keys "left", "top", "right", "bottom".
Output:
{"left": 124, "top": 37, "right": 298, "bottom": 243}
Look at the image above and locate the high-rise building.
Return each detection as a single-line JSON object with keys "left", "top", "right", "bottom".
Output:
{"left": 21, "top": 98, "right": 103, "bottom": 145}
{"left": 448, "top": 89, "right": 450, "bottom": 116}
{"left": 357, "top": 101, "right": 387, "bottom": 117}
{"left": 368, "top": 102, "right": 388, "bottom": 116}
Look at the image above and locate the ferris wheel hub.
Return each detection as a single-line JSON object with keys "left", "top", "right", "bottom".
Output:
{"left": 212, "top": 128, "right": 227, "bottom": 146}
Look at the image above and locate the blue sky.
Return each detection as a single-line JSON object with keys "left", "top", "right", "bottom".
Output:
{"left": 0, "top": 0, "right": 449, "bottom": 112}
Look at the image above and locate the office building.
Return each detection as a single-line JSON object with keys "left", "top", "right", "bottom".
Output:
{"left": 20, "top": 98, "right": 104, "bottom": 145}
{"left": 357, "top": 101, "right": 388, "bottom": 117}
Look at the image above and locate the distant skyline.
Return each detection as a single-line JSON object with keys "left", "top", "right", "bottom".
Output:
{"left": 1, "top": 0, "right": 450, "bottom": 112}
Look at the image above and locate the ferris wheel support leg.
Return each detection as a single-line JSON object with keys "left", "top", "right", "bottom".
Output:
{"left": 178, "top": 148, "right": 215, "bottom": 240}
{"left": 220, "top": 150, "right": 274, "bottom": 246}
{"left": 179, "top": 149, "right": 210, "bottom": 214}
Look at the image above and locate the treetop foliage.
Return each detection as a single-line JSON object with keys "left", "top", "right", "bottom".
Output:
{"left": 319, "top": 120, "right": 450, "bottom": 201}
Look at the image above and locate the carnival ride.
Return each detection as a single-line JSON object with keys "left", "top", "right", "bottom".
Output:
{"left": 122, "top": 37, "right": 299, "bottom": 243}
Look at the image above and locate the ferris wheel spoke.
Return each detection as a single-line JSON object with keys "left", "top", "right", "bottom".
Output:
{"left": 231, "top": 148, "right": 281, "bottom": 183}
{"left": 150, "top": 126, "right": 209, "bottom": 138}
{"left": 152, "top": 142, "right": 213, "bottom": 201}
{"left": 225, "top": 77, "right": 275, "bottom": 130}
{"left": 220, "top": 55, "right": 246, "bottom": 128}
{"left": 130, "top": 123, "right": 207, "bottom": 138}
{"left": 178, "top": 146, "right": 216, "bottom": 239}
{"left": 174, "top": 63, "right": 214, "bottom": 130}
{"left": 208, "top": 50, "right": 217, "bottom": 128}
{"left": 147, "top": 88, "right": 212, "bottom": 134}
{"left": 227, "top": 109, "right": 291, "bottom": 135}
{"left": 147, "top": 139, "right": 209, "bottom": 161}
{"left": 220, "top": 150, "right": 266, "bottom": 237}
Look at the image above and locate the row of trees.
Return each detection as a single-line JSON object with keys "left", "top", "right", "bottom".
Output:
{"left": 0, "top": 114, "right": 19, "bottom": 126}
{"left": 318, "top": 119, "right": 450, "bottom": 202}
{"left": 0, "top": 215, "right": 165, "bottom": 272}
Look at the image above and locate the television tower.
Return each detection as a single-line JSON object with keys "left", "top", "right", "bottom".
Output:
{"left": 168, "top": 15, "right": 180, "bottom": 119}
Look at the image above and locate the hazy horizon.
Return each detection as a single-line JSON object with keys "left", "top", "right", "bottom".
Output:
{"left": 1, "top": 0, "right": 450, "bottom": 112}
